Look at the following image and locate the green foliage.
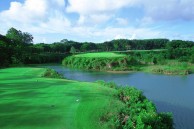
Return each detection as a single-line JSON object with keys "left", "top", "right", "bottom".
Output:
{"left": 1, "top": 27, "right": 194, "bottom": 69}
{"left": 190, "top": 47, "right": 194, "bottom": 63}
{"left": 70, "top": 46, "right": 76, "bottom": 54}
{"left": 6, "top": 27, "right": 23, "bottom": 42}
{"left": 24, "top": 53, "right": 66, "bottom": 64}
{"left": 147, "top": 61, "right": 192, "bottom": 75}
{"left": 42, "top": 68, "right": 64, "bottom": 79}
{"left": 6, "top": 27, "right": 33, "bottom": 44}
{"left": 0, "top": 39, "right": 11, "bottom": 67}
{"left": 80, "top": 43, "right": 96, "bottom": 52}
{"left": 11, "top": 56, "right": 23, "bottom": 65}
{"left": 62, "top": 53, "right": 140, "bottom": 71}
{"left": 116, "top": 87, "right": 173, "bottom": 129}
{"left": 0, "top": 28, "right": 34, "bottom": 67}
{"left": 1, "top": 28, "right": 71, "bottom": 67}
{"left": 62, "top": 50, "right": 194, "bottom": 75}
{"left": 105, "top": 39, "right": 170, "bottom": 51}
{"left": 22, "top": 32, "right": 33, "bottom": 44}
{"left": 95, "top": 81, "right": 174, "bottom": 129}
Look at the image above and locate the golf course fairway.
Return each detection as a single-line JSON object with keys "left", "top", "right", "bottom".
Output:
{"left": 0, "top": 67, "right": 120, "bottom": 129}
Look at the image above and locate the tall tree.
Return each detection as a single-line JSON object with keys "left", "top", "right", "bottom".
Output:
{"left": 22, "top": 32, "right": 33, "bottom": 44}
{"left": 70, "top": 46, "right": 76, "bottom": 54}
{"left": 6, "top": 27, "right": 33, "bottom": 44}
{"left": 6, "top": 27, "right": 23, "bottom": 42}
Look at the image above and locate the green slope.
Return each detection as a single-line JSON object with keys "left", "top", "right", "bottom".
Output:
{"left": 0, "top": 68, "right": 119, "bottom": 129}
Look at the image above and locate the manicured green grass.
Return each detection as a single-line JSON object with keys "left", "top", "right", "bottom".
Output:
{"left": 0, "top": 67, "right": 120, "bottom": 129}
{"left": 74, "top": 52, "right": 126, "bottom": 58}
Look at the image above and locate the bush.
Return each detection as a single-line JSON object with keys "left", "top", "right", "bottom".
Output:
{"left": 116, "top": 87, "right": 173, "bottom": 129}
{"left": 98, "top": 81, "right": 174, "bottom": 129}
{"left": 42, "top": 68, "right": 64, "bottom": 79}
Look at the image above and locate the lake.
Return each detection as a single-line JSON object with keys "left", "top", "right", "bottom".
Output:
{"left": 46, "top": 65, "right": 194, "bottom": 129}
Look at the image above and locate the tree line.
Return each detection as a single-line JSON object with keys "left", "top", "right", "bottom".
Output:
{"left": 1, "top": 27, "right": 194, "bottom": 67}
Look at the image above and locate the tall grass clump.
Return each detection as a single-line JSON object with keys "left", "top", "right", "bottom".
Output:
{"left": 150, "top": 61, "right": 192, "bottom": 75}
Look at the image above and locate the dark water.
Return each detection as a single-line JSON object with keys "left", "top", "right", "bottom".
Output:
{"left": 47, "top": 66, "right": 194, "bottom": 129}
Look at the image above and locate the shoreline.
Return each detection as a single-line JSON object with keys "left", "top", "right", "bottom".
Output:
{"left": 19, "top": 63, "right": 194, "bottom": 76}
{"left": 106, "top": 70, "right": 134, "bottom": 74}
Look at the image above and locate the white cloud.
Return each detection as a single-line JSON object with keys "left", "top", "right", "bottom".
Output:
{"left": 0, "top": 29, "right": 4, "bottom": 35}
{"left": 67, "top": 0, "right": 135, "bottom": 25}
{"left": 77, "top": 15, "right": 85, "bottom": 25}
{"left": 116, "top": 18, "right": 128, "bottom": 25}
{"left": 1, "top": 0, "right": 194, "bottom": 43}
{"left": 69, "top": 26, "right": 162, "bottom": 42}
{"left": 139, "top": 17, "right": 153, "bottom": 26}
{"left": 42, "top": 37, "right": 47, "bottom": 43}
{"left": 114, "top": 34, "right": 127, "bottom": 40}
{"left": 0, "top": 0, "right": 70, "bottom": 35}
{"left": 67, "top": 0, "right": 136, "bottom": 15}
{"left": 90, "top": 14, "right": 111, "bottom": 24}
{"left": 0, "top": 0, "right": 48, "bottom": 23}
{"left": 55, "top": 0, "right": 65, "bottom": 6}
{"left": 140, "top": 0, "right": 194, "bottom": 21}
{"left": 103, "top": 27, "right": 162, "bottom": 40}
{"left": 130, "top": 33, "right": 136, "bottom": 40}
{"left": 39, "top": 11, "right": 71, "bottom": 33}
{"left": 67, "top": 0, "right": 194, "bottom": 22}
{"left": 77, "top": 14, "right": 112, "bottom": 25}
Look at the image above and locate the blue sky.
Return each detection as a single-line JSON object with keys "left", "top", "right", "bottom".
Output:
{"left": 0, "top": 0, "right": 194, "bottom": 43}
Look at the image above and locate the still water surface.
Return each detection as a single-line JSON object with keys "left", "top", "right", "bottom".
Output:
{"left": 47, "top": 66, "right": 194, "bottom": 129}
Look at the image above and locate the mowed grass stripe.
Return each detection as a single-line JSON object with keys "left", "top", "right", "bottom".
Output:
{"left": 0, "top": 68, "right": 118, "bottom": 129}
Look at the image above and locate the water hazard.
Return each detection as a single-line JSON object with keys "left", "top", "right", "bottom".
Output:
{"left": 47, "top": 66, "right": 194, "bottom": 129}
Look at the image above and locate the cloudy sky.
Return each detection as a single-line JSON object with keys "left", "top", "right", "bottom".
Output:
{"left": 0, "top": 0, "right": 194, "bottom": 43}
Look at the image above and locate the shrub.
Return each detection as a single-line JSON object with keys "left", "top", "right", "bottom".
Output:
{"left": 42, "top": 68, "right": 64, "bottom": 79}
{"left": 116, "top": 87, "right": 173, "bottom": 129}
{"left": 98, "top": 81, "right": 174, "bottom": 129}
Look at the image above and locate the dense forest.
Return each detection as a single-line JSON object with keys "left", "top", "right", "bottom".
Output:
{"left": 1, "top": 27, "right": 194, "bottom": 67}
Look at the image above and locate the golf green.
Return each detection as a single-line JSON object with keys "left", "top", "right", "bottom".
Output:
{"left": 0, "top": 67, "right": 119, "bottom": 129}
{"left": 74, "top": 52, "right": 126, "bottom": 58}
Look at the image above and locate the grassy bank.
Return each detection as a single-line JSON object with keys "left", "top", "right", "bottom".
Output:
{"left": 62, "top": 52, "right": 194, "bottom": 75}
{"left": 62, "top": 52, "right": 136, "bottom": 71}
{"left": 141, "top": 60, "right": 194, "bottom": 75}
{"left": 0, "top": 67, "right": 121, "bottom": 129}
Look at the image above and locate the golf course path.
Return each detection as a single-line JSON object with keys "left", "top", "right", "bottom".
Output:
{"left": 0, "top": 67, "right": 117, "bottom": 129}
